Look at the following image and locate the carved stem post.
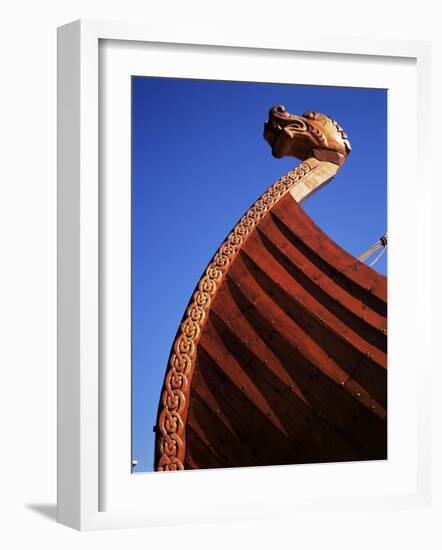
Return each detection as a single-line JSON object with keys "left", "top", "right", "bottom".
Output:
{"left": 155, "top": 105, "right": 351, "bottom": 471}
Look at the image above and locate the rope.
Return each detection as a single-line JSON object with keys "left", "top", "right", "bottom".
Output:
{"left": 358, "top": 233, "right": 387, "bottom": 264}
{"left": 369, "top": 244, "right": 387, "bottom": 266}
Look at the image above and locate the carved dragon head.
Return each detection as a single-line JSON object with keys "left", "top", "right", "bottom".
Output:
{"left": 264, "top": 105, "right": 351, "bottom": 166}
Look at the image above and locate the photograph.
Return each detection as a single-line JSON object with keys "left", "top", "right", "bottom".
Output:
{"left": 131, "top": 77, "right": 387, "bottom": 472}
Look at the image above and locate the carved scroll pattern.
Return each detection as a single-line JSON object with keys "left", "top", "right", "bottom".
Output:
{"left": 156, "top": 162, "right": 312, "bottom": 471}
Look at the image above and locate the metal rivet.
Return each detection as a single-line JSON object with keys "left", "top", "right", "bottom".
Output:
{"left": 356, "top": 392, "right": 361, "bottom": 398}
{"left": 341, "top": 381, "right": 345, "bottom": 386}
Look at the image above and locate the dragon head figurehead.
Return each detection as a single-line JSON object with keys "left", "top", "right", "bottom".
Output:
{"left": 264, "top": 105, "right": 351, "bottom": 166}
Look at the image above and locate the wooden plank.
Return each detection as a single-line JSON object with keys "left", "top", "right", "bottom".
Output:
{"left": 257, "top": 214, "right": 387, "bottom": 333}
{"left": 242, "top": 231, "right": 387, "bottom": 366}
{"left": 271, "top": 195, "right": 387, "bottom": 304}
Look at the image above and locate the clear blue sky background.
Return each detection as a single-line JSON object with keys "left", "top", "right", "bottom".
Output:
{"left": 131, "top": 76, "right": 387, "bottom": 472}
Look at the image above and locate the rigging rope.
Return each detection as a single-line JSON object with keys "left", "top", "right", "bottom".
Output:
{"left": 369, "top": 244, "right": 387, "bottom": 266}
{"left": 358, "top": 233, "right": 387, "bottom": 264}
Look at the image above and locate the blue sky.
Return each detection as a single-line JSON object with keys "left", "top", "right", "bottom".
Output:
{"left": 131, "top": 77, "right": 387, "bottom": 472}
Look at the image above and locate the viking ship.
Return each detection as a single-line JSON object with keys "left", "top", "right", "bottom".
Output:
{"left": 154, "top": 105, "right": 387, "bottom": 471}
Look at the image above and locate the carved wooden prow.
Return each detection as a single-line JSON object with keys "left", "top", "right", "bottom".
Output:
{"left": 153, "top": 105, "right": 376, "bottom": 473}
{"left": 263, "top": 105, "right": 351, "bottom": 203}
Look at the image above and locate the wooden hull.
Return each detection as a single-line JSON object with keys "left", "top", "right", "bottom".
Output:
{"left": 186, "top": 194, "right": 386, "bottom": 469}
{"left": 154, "top": 160, "right": 387, "bottom": 471}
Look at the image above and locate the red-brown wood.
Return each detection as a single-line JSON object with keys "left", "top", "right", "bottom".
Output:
{"left": 185, "top": 193, "right": 387, "bottom": 468}
{"left": 154, "top": 108, "right": 387, "bottom": 471}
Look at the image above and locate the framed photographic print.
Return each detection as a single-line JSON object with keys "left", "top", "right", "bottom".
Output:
{"left": 57, "top": 19, "right": 432, "bottom": 530}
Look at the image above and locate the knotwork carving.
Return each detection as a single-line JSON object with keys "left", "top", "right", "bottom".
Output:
{"left": 155, "top": 161, "right": 312, "bottom": 471}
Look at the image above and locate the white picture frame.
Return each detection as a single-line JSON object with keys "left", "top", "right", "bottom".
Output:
{"left": 57, "top": 19, "right": 433, "bottom": 531}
